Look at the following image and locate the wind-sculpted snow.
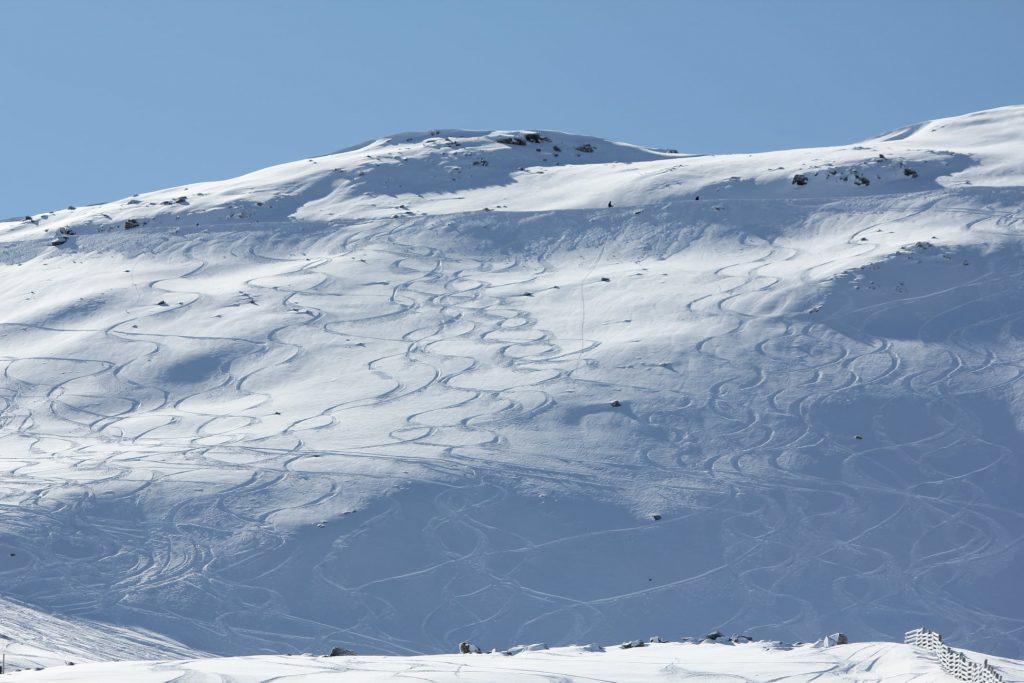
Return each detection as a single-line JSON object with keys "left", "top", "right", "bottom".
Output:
{"left": 1, "top": 107, "right": 1023, "bottom": 660}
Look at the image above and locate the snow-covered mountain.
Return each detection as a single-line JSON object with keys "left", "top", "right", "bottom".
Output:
{"left": 1, "top": 107, "right": 1023, "bottom": 667}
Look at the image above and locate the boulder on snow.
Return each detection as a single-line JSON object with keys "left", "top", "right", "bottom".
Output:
{"left": 815, "top": 633, "right": 848, "bottom": 648}
{"left": 328, "top": 647, "right": 356, "bottom": 656}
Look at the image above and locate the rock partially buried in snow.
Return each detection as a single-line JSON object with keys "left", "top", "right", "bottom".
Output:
{"left": 570, "top": 643, "right": 605, "bottom": 653}
{"left": 815, "top": 633, "right": 848, "bottom": 648}
{"left": 504, "top": 643, "right": 549, "bottom": 655}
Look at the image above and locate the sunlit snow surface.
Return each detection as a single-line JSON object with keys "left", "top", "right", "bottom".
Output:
{"left": 8, "top": 641, "right": 1024, "bottom": 683}
{"left": 1, "top": 108, "right": 1023, "bottom": 664}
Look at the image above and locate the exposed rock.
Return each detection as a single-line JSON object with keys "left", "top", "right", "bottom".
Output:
{"left": 816, "top": 633, "right": 848, "bottom": 647}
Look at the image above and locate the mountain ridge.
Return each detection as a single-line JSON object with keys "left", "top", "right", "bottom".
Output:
{"left": 5, "top": 104, "right": 1022, "bottom": 240}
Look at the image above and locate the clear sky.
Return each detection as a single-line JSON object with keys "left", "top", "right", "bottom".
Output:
{"left": 2, "top": 0, "right": 1022, "bottom": 218}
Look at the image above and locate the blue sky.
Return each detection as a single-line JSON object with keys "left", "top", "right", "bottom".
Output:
{"left": 2, "top": 0, "right": 1022, "bottom": 218}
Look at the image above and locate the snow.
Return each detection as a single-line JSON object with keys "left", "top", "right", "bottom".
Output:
{"left": 0, "top": 641, "right": 992, "bottom": 682}
{"left": 1, "top": 106, "right": 1024, "bottom": 673}
{"left": 0, "top": 595, "right": 199, "bottom": 672}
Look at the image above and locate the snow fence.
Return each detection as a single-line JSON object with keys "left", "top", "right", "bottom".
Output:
{"left": 905, "top": 628, "right": 1005, "bottom": 683}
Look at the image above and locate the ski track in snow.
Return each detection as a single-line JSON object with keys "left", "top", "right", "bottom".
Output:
{"left": 0, "top": 112, "right": 1024, "bottom": 663}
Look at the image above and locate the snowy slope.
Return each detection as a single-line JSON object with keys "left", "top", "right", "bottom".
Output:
{"left": 0, "top": 107, "right": 1023, "bottom": 662}
{"left": 0, "top": 595, "right": 200, "bottom": 673}
{"left": 7, "top": 640, "right": 1022, "bottom": 683}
